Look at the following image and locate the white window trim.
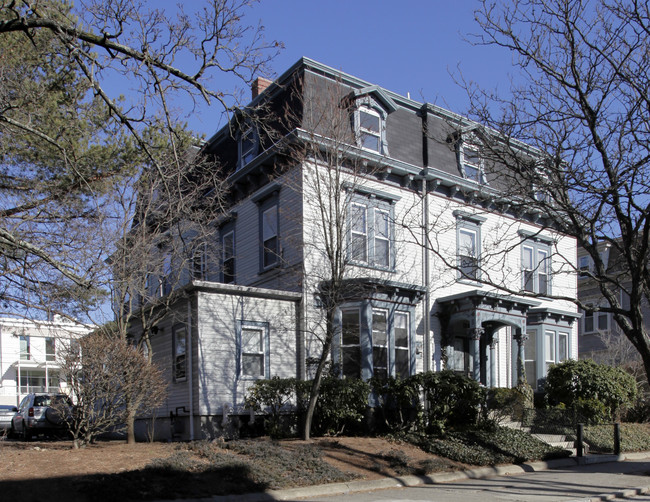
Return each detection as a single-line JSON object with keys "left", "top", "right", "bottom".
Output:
{"left": 394, "top": 311, "right": 410, "bottom": 379}
{"left": 460, "top": 141, "right": 487, "bottom": 184}
{"left": 353, "top": 97, "right": 389, "bottom": 155}
{"left": 456, "top": 214, "right": 483, "bottom": 282}
{"left": 521, "top": 240, "right": 551, "bottom": 295}
{"left": 348, "top": 195, "right": 394, "bottom": 270}
{"left": 371, "top": 308, "right": 389, "bottom": 379}
{"left": 237, "top": 320, "right": 270, "bottom": 380}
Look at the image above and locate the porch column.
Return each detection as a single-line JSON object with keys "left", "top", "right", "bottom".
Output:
{"left": 469, "top": 327, "right": 483, "bottom": 382}
{"left": 489, "top": 336, "right": 498, "bottom": 388}
{"left": 514, "top": 329, "right": 528, "bottom": 386}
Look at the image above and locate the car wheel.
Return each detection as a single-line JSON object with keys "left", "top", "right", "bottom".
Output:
{"left": 8, "top": 425, "right": 16, "bottom": 439}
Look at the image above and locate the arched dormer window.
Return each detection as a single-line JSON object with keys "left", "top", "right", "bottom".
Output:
{"left": 349, "top": 87, "right": 396, "bottom": 156}
{"left": 356, "top": 104, "right": 383, "bottom": 153}
{"left": 455, "top": 129, "right": 487, "bottom": 185}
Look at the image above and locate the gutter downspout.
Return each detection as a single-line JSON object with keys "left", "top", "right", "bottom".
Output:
{"left": 423, "top": 174, "right": 431, "bottom": 374}
{"left": 187, "top": 298, "right": 194, "bottom": 440}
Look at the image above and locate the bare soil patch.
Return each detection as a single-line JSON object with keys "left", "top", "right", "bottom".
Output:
{"left": 0, "top": 436, "right": 461, "bottom": 500}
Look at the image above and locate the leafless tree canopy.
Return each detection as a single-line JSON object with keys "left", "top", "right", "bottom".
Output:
{"left": 465, "top": 0, "right": 650, "bottom": 384}
{"left": 0, "top": 0, "right": 279, "bottom": 319}
{"left": 56, "top": 333, "right": 166, "bottom": 448}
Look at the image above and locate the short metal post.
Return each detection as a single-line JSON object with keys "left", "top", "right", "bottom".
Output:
{"left": 577, "top": 423, "right": 584, "bottom": 457}
{"left": 614, "top": 423, "right": 621, "bottom": 455}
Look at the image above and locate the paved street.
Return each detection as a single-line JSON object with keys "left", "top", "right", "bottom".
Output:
{"left": 296, "top": 456, "right": 650, "bottom": 502}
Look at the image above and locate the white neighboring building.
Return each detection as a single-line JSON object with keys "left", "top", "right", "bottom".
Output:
{"left": 0, "top": 317, "right": 91, "bottom": 406}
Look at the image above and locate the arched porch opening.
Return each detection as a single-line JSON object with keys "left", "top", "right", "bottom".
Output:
{"left": 438, "top": 290, "right": 540, "bottom": 388}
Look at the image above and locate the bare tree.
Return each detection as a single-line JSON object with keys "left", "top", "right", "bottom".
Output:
{"left": 104, "top": 133, "right": 229, "bottom": 443}
{"left": 279, "top": 78, "right": 387, "bottom": 440}
{"left": 56, "top": 331, "right": 166, "bottom": 449}
{"left": 0, "top": 0, "right": 279, "bottom": 320}
{"left": 453, "top": 0, "right": 650, "bottom": 386}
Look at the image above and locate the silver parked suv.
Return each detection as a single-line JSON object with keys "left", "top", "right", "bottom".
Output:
{"left": 11, "top": 393, "right": 71, "bottom": 440}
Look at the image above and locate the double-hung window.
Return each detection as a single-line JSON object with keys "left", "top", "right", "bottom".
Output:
{"left": 338, "top": 304, "right": 412, "bottom": 380}
{"left": 254, "top": 187, "right": 281, "bottom": 272}
{"left": 172, "top": 326, "right": 187, "bottom": 382}
{"left": 238, "top": 124, "right": 258, "bottom": 170}
{"left": 348, "top": 195, "right": 393, "bottom": 269}
{"left": 358, "top": 106, "right": 382, "bottom": 152}
{"left": 238, "top": 321, "right": 269, "bottom": 379}
{"left": 191, "top": 244, "right": 206, "bottom": 281}
{"left": 524, "top": 330, "right": 537, "bottom": 389}
{"left": 374, "top": 209, "right": 390, "bottom": 268}
{"left": 222, "top": 230, "right": 235, "bottom": 283}
{"left": 521, "top": 236, "right": 551, "bottom": 295}
{"left": 394, "top": 312, "right": 410, "bottom": 379}
{"left": 45, "top": 337, "right": 55, "bottom": 362}
{"left": 458, "top": 228, "right": 479, "bottom": 281}
{"left": 455, "top": 212, "right": 484, "bottom": 282}
{"left": 462, "top": 144, "right": 484, "bottom": 183}
{"left": 580, "top": 305, "right": 608, "bottom": 334}
{"left": 341, "top": 309, "right": 361, "bottom": 379}
{"left": 350, "top": 203, "right": 368, "bottom": 263}
{"left": 262, "top": 206, "right": 279, "bottom": 269}
{"left": 545, "top": 330, "right": 569, "bottom": 372}
{"left": 372, "top": 310, "right": 388, "bottom": 380}
{"left": 20, "top": 334, "right": 30, "bottom": 361}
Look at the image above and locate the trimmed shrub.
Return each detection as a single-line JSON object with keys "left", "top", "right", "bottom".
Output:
{"left": 420, "top": 370, "right": 486, "bottom": 434}
{"left": 487, "top": 384, "right": 532, "bottom": 423}
{"left": 245, "top": 376, "right": 297, "bottom": 438}
{"left": 370, "top": 375, "right": 424, "bottom": 433}
{"left": 309, "top": 376, "right": 371, "bottom": 436}
{"left": 545, "top": 359, "right": 637, "bottom": 420}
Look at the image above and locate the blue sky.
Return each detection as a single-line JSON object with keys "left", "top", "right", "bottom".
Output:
{"left": 175, "top": 0, "right": 516, "bottom": 136}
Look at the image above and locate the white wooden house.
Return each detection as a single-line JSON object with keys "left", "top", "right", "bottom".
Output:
{"left": 127, "top": 58, "right": 579, "bottom": 440}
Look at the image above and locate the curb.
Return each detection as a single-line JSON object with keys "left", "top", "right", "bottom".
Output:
{"left": 186, "top": 452, "right": 650, "bottom": 502}
{"left": 167, "top": 451, "right": 650, "bottom": 502}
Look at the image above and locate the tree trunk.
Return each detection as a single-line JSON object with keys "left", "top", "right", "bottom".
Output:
{"left": 302, "top": 310, "right": 336, "bottom": 441}
{"left": 126, "top": 401, "right": 136, "bottom": 444}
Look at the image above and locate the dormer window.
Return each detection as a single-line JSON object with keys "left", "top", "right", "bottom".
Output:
{"left": 238, "top": 124, "right": 258, "bottom": 170}
{"left": 461, "top": 143, "right": 485, "bottom": 184}
{"left": 358, "top": 106, "right": 381, "bottom": 152}
{"left": 353, "top": 98, "right": 389, "bottom": 155}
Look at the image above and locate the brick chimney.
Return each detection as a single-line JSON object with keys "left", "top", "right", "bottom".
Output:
{"left": 251, "top": 77, "right": 273, "bottom": 99}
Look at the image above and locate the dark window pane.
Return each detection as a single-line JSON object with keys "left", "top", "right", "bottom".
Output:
{"left": 360, "top": 110, "right": 380, "bottom": 132}
{"left": 361, "top": 132, "right": 380, "bottom": 151}
{"left": 395, "top": 315, "right": 408, "bottom": 347}
{"left": 525, "top": 361, "right": 537, "bottom": 389}
{"left": 342, "top": 346, "right": 361, "bottom": 378}
{"left": 223, "top": 258, "right": 235, "bottom": 283}
{"left": 524, "top": 270, "right": 534, "bottom": 292}
{"left": 351, "top": 234, "right": 367, "bottom": 262}
{"left": 242, "top": 354, "right": 264, "bottom": 377}
{"left": 372, "top": 312, "right": 387, "bottom": 346}
{"left": 464, "top": 164, "right": 480, "bottom": 181}
{"left": 263, "top": 236, "right": 278, "bottom": 267}
{"left": 395, "top": 348, "right": 409, "bottom": 379}
{"left": 342, "top": 310, "right": 360, "bottom": 345}
{"left": 598, "top": 312, "right": 608, "bottom": 330}
{"left": 538, "top": 273, "right": 548, "bottom": 294}
{"left": 374, "top": 239, "right": 389, "bottom": 267}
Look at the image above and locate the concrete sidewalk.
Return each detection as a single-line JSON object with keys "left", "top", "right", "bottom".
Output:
{"left": 193, "top": 452, "right": 650, "bottom": 502}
